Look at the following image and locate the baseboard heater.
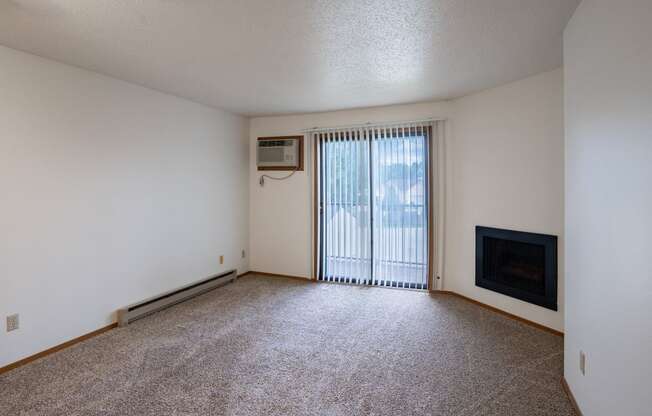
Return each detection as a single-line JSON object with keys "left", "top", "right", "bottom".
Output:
{"left": 117, "top": 269, "right": 237, "bottom": 327}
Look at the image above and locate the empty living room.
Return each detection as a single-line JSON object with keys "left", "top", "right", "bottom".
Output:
{"left": 1, "top": 1, "right": 650, "bottom": 415}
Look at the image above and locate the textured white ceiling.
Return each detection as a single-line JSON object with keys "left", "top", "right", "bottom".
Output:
{"left": 0, "top": 0, "right": 579, "bottom": 116}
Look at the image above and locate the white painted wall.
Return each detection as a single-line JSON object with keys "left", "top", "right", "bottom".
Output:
{"left": 564, "top": 1, "right": 652, "bottom": 414}
{"left": 249, "top": 68, "right": 564, "bottom": 331}
{"left": 0, "top": 46, "right": 249, "bottom": 368}
{"left": 446, "top": 69, "right": 565, "bottom": 331}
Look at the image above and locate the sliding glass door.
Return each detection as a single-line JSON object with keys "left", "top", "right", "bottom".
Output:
{"left": 317, "top": 124, "right": 432, "bottom": 289}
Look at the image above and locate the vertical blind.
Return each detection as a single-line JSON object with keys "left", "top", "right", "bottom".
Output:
{"left": 315, "top": 121, "right": 441, "bottom": 290}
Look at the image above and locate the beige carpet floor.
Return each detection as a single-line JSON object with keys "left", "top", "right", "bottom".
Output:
{"left": 0, "top": 274, "right": 576, "bottom": 415}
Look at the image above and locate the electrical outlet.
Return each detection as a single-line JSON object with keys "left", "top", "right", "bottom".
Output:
{"left": 6, "top": 314, "right": 19, "bottom": 332}
{"left": 219, "top": 255, "right": 224, "bottom": 265}
{"left": 579, "top": 351, "right": 586, "bottom": 375}
{"left": 241, "top": 249, "right": 246, "bottom": 259}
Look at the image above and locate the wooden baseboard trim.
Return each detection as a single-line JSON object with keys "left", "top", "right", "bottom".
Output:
{"left": 237, "top": 271, "right": 252, "bottom": 278}
{"left": 561, "top": 377, "right": 583, "bottom": 416}
{"left": 246, "top": 271, "right": 313, "bottom": 282}
{"left": 0, "top": 322, "right": 117, "bottom": 376}
{"left": 432, "top": 290, "right": 564, "bottom": 337}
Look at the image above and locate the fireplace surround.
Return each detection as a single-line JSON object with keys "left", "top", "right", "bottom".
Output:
{"left": 475, "top": 226, "right": 557, "bottom": 310}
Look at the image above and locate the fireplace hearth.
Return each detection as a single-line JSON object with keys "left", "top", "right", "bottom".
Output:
{"left": 476, "top": 226, "right": 557, "bottom": 310}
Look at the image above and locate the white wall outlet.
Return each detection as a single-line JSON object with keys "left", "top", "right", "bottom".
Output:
{"left": 219, "top": 255, "right": 224, "bottom": 265}
{"left": 6, "top": 314, "right": 19, "bottom": 332}
{"left": 579, "top": 350, "right": 586, "bottom": 375}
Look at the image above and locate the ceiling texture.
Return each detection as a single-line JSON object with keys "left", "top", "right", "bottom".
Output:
{"left": 0, "top": 0, "right": 579, "bottom": 116}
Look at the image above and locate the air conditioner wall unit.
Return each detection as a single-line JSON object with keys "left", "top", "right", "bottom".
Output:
{"left": 257, "top": 136, "right": 303, "bottom": 170}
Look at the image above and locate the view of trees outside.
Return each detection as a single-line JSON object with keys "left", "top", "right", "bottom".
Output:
{"left": 321, "top": 132, "right": 428, "bottom": 288}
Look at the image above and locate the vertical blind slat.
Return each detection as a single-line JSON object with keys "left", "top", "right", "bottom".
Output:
{"left": 396, "top": 128, "right": 401, "bottom": 287}
{"left": 331, "top": 131, "right": 337, "bottom": 282}
{"left": 359, "top": 128, "right": 364, "bottom": 284}
{"left": 319, "top": 133, "right": 323, "bottom": 280}
{"left": 389, "top": 127, "right": 395, "bottom": 287}
{"left": 330, "top": 130, "right": 334, "bottom": 281}
{"left": 360, "top": 128, "right": 363, "bottom": 284}
{"left": 372, "top": 127, "right": 377, "bottom": 286}
{"left": 379, "top": 127, "right": 386, "bottom": 286}
{"left": 399, "top": 127, "right": 405, "bottom": 288}
{"left": 410, "top": 125, "right": 417, "bottom": 288}
{"left": 332, "top": 131, "right": 336, "bottom": 282}
{"left": 325, "top": 132, "right": 331, "bottom": 281}
{"left": 376, "top": 127, "right": 381, "bottom": 286}
{"left": 351, "top": 129, "right": 356, "bottom": 283}
{"left": 386, "top": 127, "right": 392, "bottom": 287}
{"left": 367, "top": 127, "right": 372, "bottom": 284}
{"left": 324, "top": 132, "right": 328, "bottom": 282}
{"left": 342, "top": 130, "right": 346, "bottom": 281}
{"left": 423, "top": 126, "right": 429, "bottom": 285}
{"left": 348, "top": 128, "right": 354, "bottom": 284}
{"left": 338, "top": 130, "right": 344, "bottom": 282}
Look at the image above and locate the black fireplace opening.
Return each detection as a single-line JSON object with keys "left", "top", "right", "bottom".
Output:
{"left": 476, "top": 226, "right": 557, "bottom": 311}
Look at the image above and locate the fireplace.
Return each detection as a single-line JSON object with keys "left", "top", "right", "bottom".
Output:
{"left": 476, "top": 226, "right": 557, "bottom": 310}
